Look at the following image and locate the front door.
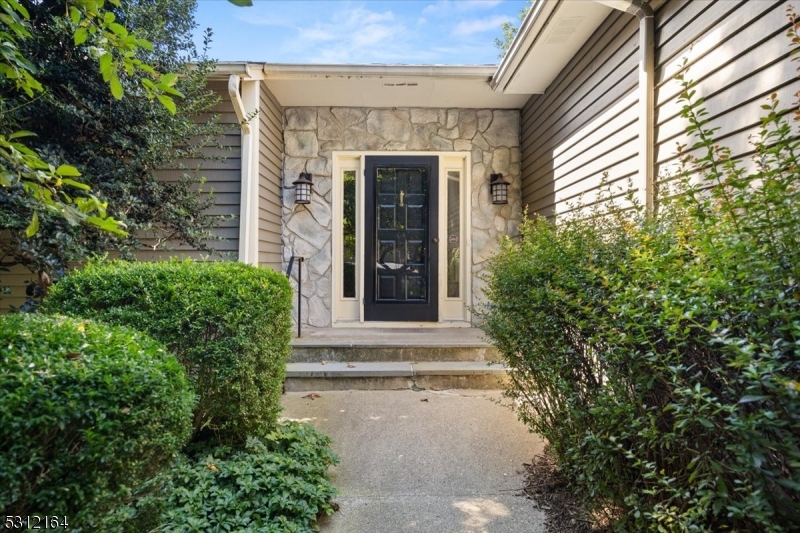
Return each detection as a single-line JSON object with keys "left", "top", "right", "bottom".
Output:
{"left": 364, "top": 156, "right": 439, "bottom": 321}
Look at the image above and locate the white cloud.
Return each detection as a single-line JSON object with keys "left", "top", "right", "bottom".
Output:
{"left": 352, "top": 24, "right": 396, "bottom": 47}
{"left": 307, "top": 23, "right": 423, "bottom": 64}
{"left": 235, "top": 14, "right": 292, "bottom": 27}
{"left": 452, "top": 15, "right": 510, "bottom": 36}
{"left": 233, "top": 5, "right": 294, "bottom": 27}
{"left": 423, "top": 0, "right": 503, "bottom": 16}
{"left": 278, "top": 5, "right": 415, "bottom": 64}
{"left": 298, "top": 27, "right": 338, "bottom": 42}
{"left": 241, "top": 1, "right": 513, "bottom": 64}
{"left": 466, "top": 0, "right": 504, "bottom": 8}
{"left": 421, "top": 3, "right": 441, "bottom": 16}
{"left": 345, "top": 7, "right": 394, "bottom": 25}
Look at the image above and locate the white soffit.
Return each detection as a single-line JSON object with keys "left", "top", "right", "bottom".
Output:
{"left": 493, "top": 0, "right": 613, "bottom": 95}
{"left": 260, "top": 64, "right": 530, "bottom": 109}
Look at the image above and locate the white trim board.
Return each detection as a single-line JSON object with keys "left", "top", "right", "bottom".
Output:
{"left": 331, "top": 151, "right": 472, "bottom": 327}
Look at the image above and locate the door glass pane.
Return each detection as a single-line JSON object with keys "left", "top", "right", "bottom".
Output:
{"left": 375, "top": 166, "right": 428, "bottom": 301}
{"left": 447, "top": 171, "right": 460, "bottom": 298}
{"left": 342, "top": 170, "right": 356, "bottom": 298}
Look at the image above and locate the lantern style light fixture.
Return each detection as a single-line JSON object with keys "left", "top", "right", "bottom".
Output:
{"left": 293, "top": 172, "right": 313, "bottom": 204}
{"left": 490, "top": 173, "right": 509, "bottom": 205}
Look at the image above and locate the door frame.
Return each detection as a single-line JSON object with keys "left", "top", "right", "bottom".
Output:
{"left": 331, "top": 151, "right": 472, "bottom": 327}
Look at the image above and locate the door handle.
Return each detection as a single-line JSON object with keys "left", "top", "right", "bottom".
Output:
{"left": 432, "top": 237, "right": 439, "bottom": 244}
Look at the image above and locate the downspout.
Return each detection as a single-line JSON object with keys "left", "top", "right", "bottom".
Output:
{"left": 595, "top": 0, "right": 655, "bottom": 212}
{"left": 228, "top": 74, "right": 258, "bottom": 265}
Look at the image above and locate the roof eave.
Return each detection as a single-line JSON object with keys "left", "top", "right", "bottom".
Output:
{"left": 491, "top": 0, "right": 554, "bottom": 93}
{"left": 490, "top": 0, "right": 614, "bottom": 95}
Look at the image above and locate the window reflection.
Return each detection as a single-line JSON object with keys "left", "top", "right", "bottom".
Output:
{"left": 343, "top": 170, "right": 356, "bottom": 298}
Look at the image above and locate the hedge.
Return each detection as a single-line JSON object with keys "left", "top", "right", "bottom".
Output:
{"left": 479, "top": 17, "right": 800, "bottom": 532}
{"left": 43, "top": 259, "right": 293, "bottom": 445}
{"left": 0, "top": 314, "right": 194, "bottom": 530}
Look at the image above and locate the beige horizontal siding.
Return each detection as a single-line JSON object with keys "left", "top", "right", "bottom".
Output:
{"left": 520, "top": 0, "right": 794, "bottom": 218}
{"left": 653, "top": 0, "right": 793, "bottom": 189}
{"left": 141, "top": 80, "right": 241, "bottom": 260}
{"left": 0, "top": 264, "right": 39, "bottom": 312}
{"left": 520, "top": 4, "right": 645, "bottom": 218}
{"left": 258, "top": 81, "right": 283, "bottom": 271}
{"left": 2, "top": 84, "right": 243, "bottom": 313}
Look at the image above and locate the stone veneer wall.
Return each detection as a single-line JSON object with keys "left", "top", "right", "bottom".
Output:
{"left": 282, "top": 107, "right": 521, "bottom": 327}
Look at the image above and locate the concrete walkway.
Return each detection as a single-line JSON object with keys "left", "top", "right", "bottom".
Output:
{"left": 281, "top": 389, "right": 546, "bottom": 533}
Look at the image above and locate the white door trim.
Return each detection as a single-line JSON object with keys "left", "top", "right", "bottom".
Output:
{"left": 331, "top": 151, "right": 472, "bottom": 327}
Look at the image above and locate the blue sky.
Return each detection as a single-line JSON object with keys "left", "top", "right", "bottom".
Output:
{"left": 193, "top": 0, "right": 530, "bottom": 65}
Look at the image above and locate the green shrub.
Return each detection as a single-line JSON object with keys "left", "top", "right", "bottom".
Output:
{"left": 480, "top": 12, "right": 800, "bottom": 532}
{"left": 123, "top": 422, "right": 339, "bottom": 533}
{"left": 42, "top": 259, "right": 293, "bottom": 445}
{"left": 0, "top": 314, "right": 194, "bottom": 531}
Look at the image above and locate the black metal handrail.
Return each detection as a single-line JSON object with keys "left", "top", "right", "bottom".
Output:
{"left": 286, "top": 255, "right": 304, "bottom": 338}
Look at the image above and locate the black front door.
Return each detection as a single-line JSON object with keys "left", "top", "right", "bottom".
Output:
{"left": 364, "top": 156, "right": 438, "bottom": 321}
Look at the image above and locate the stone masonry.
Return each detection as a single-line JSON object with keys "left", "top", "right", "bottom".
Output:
{"left": 282, "top": 107, "right": 521, "bottom": 327}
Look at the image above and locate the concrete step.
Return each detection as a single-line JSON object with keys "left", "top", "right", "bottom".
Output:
{"left": 284, "top": 361, "right": 509, "bottom": 392}
{"left": 289, "top": 327, "right": 499, "bottom": 363}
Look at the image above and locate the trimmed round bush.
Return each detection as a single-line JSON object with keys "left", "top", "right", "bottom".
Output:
{"left": 0, "top": 314, "right": 194, "bottom": 530}
{"left": 43, "top": 259, "right": 293, "bottom": 445}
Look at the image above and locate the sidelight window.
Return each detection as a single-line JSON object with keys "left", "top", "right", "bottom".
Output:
{"left": 342, "top": 170, "right": 356, "bottom": 298}
{"left": 446, "top": 170, "right": 461, "bottom": 298}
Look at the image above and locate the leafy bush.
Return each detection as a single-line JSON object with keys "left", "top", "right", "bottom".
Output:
{"left": 122, "top": 422, "right": 339, "bottom": 533}
{"left": 480, "top": 11, "right": 800, "bottom": 532}
{"left": 43, "top": 259, "right": 293, "bottom": 445}
{"left": 0, "top": 314, "right": 194, "bottom": 531}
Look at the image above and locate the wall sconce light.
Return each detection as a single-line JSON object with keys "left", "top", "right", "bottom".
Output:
{"left": 490, "top": 173, "right": 509, "bottom": 205}
{"left": 293, "top": 172, "right": 313, "bottom": 204}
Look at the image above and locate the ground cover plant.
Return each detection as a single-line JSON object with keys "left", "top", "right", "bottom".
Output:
{"left": 481, "top": 9, "right": 800, "bottom": 532}
{"left": 118, "top": 422, "right": 339, "bottom": 533}
{"left": 0, "top": 313, "right": 194, "bottom": 531}
{"left": 42, "top": 259, "right": 293, "bottom": 446}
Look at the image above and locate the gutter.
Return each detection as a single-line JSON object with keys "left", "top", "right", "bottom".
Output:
{"left": 212, "top": 62, "right": 265, "bottom": 79}
{"left": 228, "top": 74, "right": 250, "bottom": 134}
{"left": 262, "top": 63, "right": 496, "bottom": 80}
{"left": 595, "top": 0, "right": 655, "bottom": 211}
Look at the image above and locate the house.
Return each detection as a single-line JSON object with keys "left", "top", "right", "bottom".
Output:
{"left": 2, "top": 0, "right": 795, "bottom": 329}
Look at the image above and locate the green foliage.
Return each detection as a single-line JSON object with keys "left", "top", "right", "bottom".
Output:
{"left": 480, "top": 11, "right": 800, "bottom": 532}
{"left": 43, "top": 259, "right": 294, "bottom": 445}
{"left": 0, "top": 0, "right": 187, "bottom": 236}
{"left": 1, "top": 0, "right": 230, "bottom": 285}
{"left": 0, "top": 313, "right": 194, "bottom": 531}
{"left": 494, "top": 0, "right": 533, "bottom": 57}
{"left": 119, "top": 422, "right": 338, "bottom": 533}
